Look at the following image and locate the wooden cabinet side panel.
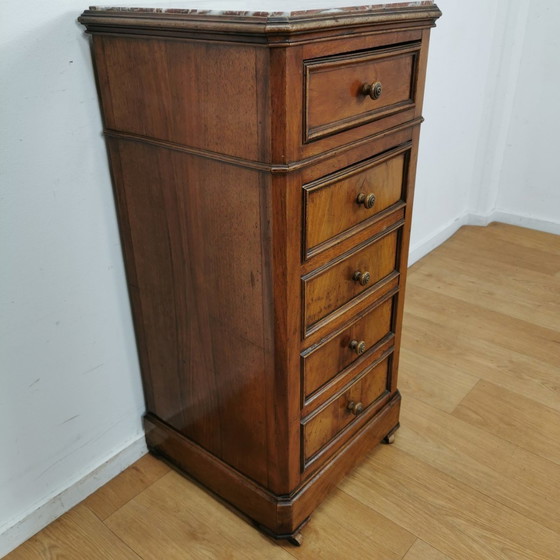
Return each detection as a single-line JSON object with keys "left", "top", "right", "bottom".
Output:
{"left": 108, "top": 138, "right": 277, "bottom": 487}
{"left": 390, "top": 29, "right": 434, "bottom": 392}
{"left": 94, "top": 36, "right": 268, "bottom": 162}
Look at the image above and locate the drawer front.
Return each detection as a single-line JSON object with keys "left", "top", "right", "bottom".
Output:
{"left": 304, "top": 43, "right": 419, "bottom": 142}
{"left": 303, "top": 227, "right": 400, "bottom": 333}
{"left": 303, "top": 294, "right": 395, "bottom": 400}
{"left": 304, "top": 146, "right": 408, "bottom": 256}
{"left": 303, "top": 357, "right": 390, "bottom": 462}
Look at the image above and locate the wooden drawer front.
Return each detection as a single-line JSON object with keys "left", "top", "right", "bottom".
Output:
{"left": 304, "top": 43, "right": 419, "bottom": 142}
{"left": 303, "top": 227, "right": 400, "bottom": 333}
{"left": 303, "top": 295, "right": 394, "bottom": 400}
{"left": 303, "top": 357, "right": 390, "bottom": 462}
{"left": 304, "top": 146, "right": 408, "bottom": 257}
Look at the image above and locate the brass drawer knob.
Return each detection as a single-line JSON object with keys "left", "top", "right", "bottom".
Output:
{"left": 347, "top": 401, "right": 364, "bottom": 415}
{"left": 353, "top": 270, "right": 370, "bottom": 286}
{"left": 349, "top": 340, "right": 366, "bottom": 355}
{"left": 361, "top": 81, "right": 382, "bottom": 100}
{"left": 357, "top": 192, "right": 376, "bottom": 209}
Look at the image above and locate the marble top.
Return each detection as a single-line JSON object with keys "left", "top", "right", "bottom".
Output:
{"left": 87, "top": 1, "right": 435, "bottom": 18}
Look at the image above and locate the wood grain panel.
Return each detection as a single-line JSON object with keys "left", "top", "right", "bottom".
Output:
{"left": 303, "top": 227, "right": 400, "bottom": 331}
{"left": 304, "top": 146, "right": 408, "bottom": 254}
{"left": 109, "top": 138, "right": 274, "bottom": 485}
{"left": 305, "top": 43, "right": 419, "bottom": 141}
{"left": 94, "top": 36, "right": 269, "bottom": 161}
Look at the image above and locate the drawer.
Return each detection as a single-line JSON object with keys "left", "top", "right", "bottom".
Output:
{"left": 302, "top": 225, "right": 400, "bottom": 333}
{"left": 302, "top": 356, "right": 391, "bottom": 463}
{"left": 304, "top": 43, "right": 420, "bottom": 142}
{"left": 302, "top": 294, "right": 395, "bottom": 400}
{"left": 304, "top": 144, "right": 409, "bottom": 257}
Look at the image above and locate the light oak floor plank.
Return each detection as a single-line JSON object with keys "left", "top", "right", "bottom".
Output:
{"left": 83, "top": 453, "right": 170, "bottom": 520}
{"left": 340, "top": 445, "right": 560, "bottom": 560}
{"left": 401, "top": 304, "right": 560, "bottom": 414}
{"left": 408, "top": 247, "right": 560, "bottom": 331}
{"left": 433, "top": 225, "right": 560, "bottom": 276}
{"left": 280, "top": 488, "right": 416, "bottom": 560}
{"left": 402, "top": 539, "right": 452, "bottom": 560}
{"left": 452, "top": 379, "right": 560, "bottom": 467}
{"left": 5, "top": 505, "right": 141, "bottom": 560}
{"left": 405, "top": 285, "right": 560, "bottom": 367}
{"left": 398, "top": 348, "right": 479, "bottom": 413}
{"left": 398, "top": 394, "right": 560, "bottom": 534}
{"left": 104, "top": 470, "right": 294, "bottom": 560}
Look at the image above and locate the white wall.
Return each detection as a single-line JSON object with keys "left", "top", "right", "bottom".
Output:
{"left": 495, "top": 0, "right": 560, "bottom": 231}
{"left": 1, "top": 0, "right": 559, "bottom": 556}
{"left": 410, "top": 0, "right": 503, "bottom": 260}
{"left": 411, "top": 0, "right": 560, "bottom": 264}
{"left": 0, "top": 1, "right": 146, "bottom": 555}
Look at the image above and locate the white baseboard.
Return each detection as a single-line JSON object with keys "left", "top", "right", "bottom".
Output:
{"left": 0, "top": 435, "right": 147, "bottom": 558}
{"left": 408, "top": 210, "right": 560, "bottom": 266}
{"left": 408, "top": 213, "right": 470, "bottom": 265}
{"left": 485, "top": 211, "right": 560, "bottom": 236}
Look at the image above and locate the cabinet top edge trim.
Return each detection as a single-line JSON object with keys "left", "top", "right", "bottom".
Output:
{"left": 79, "top": 3, "right": 441, "bottom": 37}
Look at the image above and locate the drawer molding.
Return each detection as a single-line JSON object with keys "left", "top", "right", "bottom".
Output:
{"left": 302, "top": 335, "right": 395, "bottom": 415}
{"left": 304, "top": 42, "right": 421, "bottom": 143}
{"left": 301, "top": 351, "right": 395, "bottom": 469}
{"left": 303, "top": 142, "right": 412, "bottom": 259}
{"left": 302, "top": 221, "right": 404, "bottom": 337}
{"left": 301, "top": 287, "right": 399, "bottom": 405}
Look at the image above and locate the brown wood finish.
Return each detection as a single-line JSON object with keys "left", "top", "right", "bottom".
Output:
{"left": 108, "top": 138, "right": 277, "bottom": 487}
{"left": 79, "top": 2, "right": 440, "bottom": 542}
{"left": 302, "top": 335, "right": 395, "bottom": 418}
{"left": 304, "top": 144, "right": 409, "bottom": 255}
{"left": 144, "top": 393, "right": 401, "bottom": 536}
{"left": 305, "top": 43, "right": 419, "bottom": 141}
{"left": 302, "top": 293, "right": 395, "bottom": 399}
{"left": 303, "top": 357, "right": 391, "bottom": 460}
{"left": 303, "top": 226, "right": 401, "bottom": 330}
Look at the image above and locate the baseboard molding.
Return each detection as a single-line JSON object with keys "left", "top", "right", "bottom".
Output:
{"left": 0, "top": 435, "right": 147, "bottom": 558}
{"left": 484, "top": 211, "right": 560, "bottom": 236}
{"left": 408, "top": 213, "right": 470, "bottom": 265}
{"left": 408, "top": 210, "right": 560, "bottom": 266}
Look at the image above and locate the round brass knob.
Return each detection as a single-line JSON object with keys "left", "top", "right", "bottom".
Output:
{"left": 349, "top": 340, "right": 366, "bottom": 355}
{"left": 356, "top": 192, "right": 376, "bottom": 209}
{"left": 353, "top": 270, "right": 370, "bottom": 286}
{"left": 361, "top": 81, "right": 382, "bottom": 100}
{"left": 347, "top": 401, "right": 364, "bottom": 415}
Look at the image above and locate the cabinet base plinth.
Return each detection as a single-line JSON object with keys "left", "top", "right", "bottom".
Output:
{"left": 144, "top": 391, "right": 401, "bottom": 538}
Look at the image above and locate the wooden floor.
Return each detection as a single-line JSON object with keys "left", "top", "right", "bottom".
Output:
{"left": 7, "top": 223, "right": 560, "bottom": 560}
